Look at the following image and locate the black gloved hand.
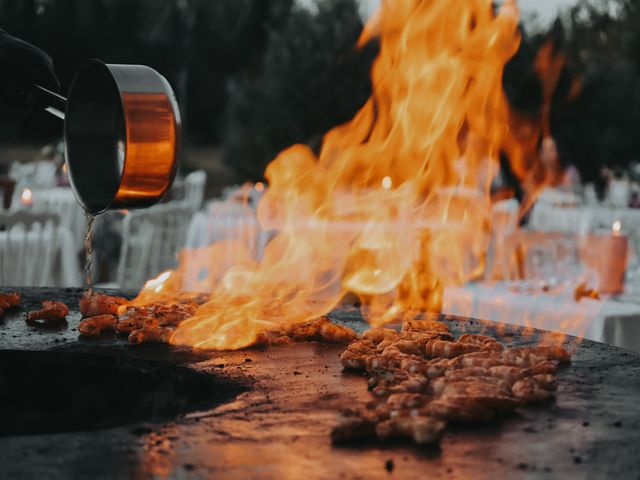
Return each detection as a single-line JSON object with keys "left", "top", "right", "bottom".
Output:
{"left": 0, "top": 30, "right": 60, "bottom": 109}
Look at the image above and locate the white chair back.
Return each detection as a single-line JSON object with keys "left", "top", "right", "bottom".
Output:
{"left": 183, "top": 170, "right": 207, "bottom": 211}
{"left": 117, "top": 202, "right": 194, "bottom": 289}
{"left": 8, "top": 161, "right": 36, "bottom": 183}
{"left": 0, "top": 211, "right": 60, "bottom": 286}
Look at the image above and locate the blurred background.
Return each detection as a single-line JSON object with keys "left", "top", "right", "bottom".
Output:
{"left": 2, "top": 0, "right": 639, "bottom": 191}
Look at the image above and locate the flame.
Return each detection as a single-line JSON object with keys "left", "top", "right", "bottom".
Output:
{"left": 130, "top": 0, "right": 526, "bottom": 349}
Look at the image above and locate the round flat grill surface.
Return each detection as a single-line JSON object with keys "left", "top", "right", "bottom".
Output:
{"left": 0, "top": 287, "right": 639, "bottom": 480}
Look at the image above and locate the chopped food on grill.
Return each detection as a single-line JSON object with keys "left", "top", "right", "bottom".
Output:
{"left": 128, "top": 323, "right": 174, "bottom": 345}
{"left": 376, "top": 416, "right": 446, "bottom": 445}
{"left": 116, "top": 306, "right": 153, "bottom": 333}
{"left": 333, "top": 319, "right": 572, "bottom": 446}
{"left": 78, "top": 314, "right": 118, "bottom": 336}
{"left": 0, "top": 291, "right": 21, "bottom": 317}
{"left": 331, "top": 410, "right": 378, "bottom": 443}
{"left": 255, "top": 317, "right": 357, "bottom": 346}
{"left": 511, "top": 376, "right": 555, "bottom": 402}
{"left": 26, "top": 301, "right": 69, "bottom": 322}
{"left": 401, "top": 318, "right": 450, "bottom": 334}
{"left": 79, "top": 293, "right": 128, "bottom": 317}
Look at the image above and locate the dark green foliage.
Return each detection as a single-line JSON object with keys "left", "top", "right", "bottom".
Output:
{"left": 502, "top": 1, "right": 640, "bottom": 184}
{"left": 551, "top": 0, "right": 640, "bottom": 181}
{"left": 3, "top": 0, "right": 640, "bottom": 185}
{"left": 0, "top": 0, "right": 292, "bottom": 143}
{"left": 221, "top": 0, "right": 376, "bottom": 180}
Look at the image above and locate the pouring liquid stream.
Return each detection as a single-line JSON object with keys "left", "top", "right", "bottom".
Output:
{"left": 84, "top": 213, "right": 95, "bottom": 296}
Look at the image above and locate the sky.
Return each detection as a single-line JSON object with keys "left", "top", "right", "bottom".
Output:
{"left": 514, "top": 0, "right": 579, "bottom": 24}
{"left": 300, "top": 0, "right": 581, "bottom": 26}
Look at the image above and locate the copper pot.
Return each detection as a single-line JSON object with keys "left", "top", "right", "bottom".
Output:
{"left": 36, "top": 59, "right": 181, "bottom": 215}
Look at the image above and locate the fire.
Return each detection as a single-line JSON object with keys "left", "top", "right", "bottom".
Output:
{"left": 131, "top": 0, "right": 524, "bottom": 349}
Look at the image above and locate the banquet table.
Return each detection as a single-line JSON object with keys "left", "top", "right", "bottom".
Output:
{"left": 443, "top": 282, "right": 640, "bottom": 352}
{"left": 530, "top": 203, "right": 640, "bottom": 233}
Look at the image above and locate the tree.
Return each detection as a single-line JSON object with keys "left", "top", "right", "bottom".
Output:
{"left": 221, "top": 0, "right": 377, "bottom": 181}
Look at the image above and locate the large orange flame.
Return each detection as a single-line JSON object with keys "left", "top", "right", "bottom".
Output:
{"left": 133, "top": 0, "right": 524, "bottom": 349}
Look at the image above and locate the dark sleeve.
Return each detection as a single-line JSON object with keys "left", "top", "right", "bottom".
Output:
{"left": 0, "top": 30, "right": 60, "bottom": 108}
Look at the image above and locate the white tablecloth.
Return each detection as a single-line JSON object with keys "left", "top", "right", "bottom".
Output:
{"left": 0, "top": 226, "right": 80, "bottom": 287}
{"left": 530, "top": 204, "right": 640, "bottom": 234}
{"left": 443, "top": 282, "right": 640, "bottom": 352}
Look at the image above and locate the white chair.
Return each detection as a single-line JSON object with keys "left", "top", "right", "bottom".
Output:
{"left": 0, "top": 211, "right": 60, "bottom": 286}
{"left": 116, "top": 202, "right": 194, "bottom": 289}
{"left": 182, "top": 170, "right": 207, "bottom": 211}
{"left": 25, "top": 188, "right": 86, "bottom": 252}
{"left": 33, "top": 161, "right": 57, "bottom": 188}
{"left": 8, "top": 161, "right": 36, "bottom": 184}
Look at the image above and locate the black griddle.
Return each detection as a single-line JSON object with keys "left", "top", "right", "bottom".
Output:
{"left": 0, "top": 287, "right": 639, "bottom": 479}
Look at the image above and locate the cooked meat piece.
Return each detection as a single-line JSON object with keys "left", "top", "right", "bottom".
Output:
{"left": 529, "top": 360, "right": 558, "bottom": 375}
{"left": 427, "top": 397, "right": 495, "bottom": 422}
{"left": 511, "top": 377, "right": 553, "bottom": 402}
{"left": 319, "top": 321, "right": 357, "bottom": 343}
{"left": 340, "top": 340, "right": 375, "bottom": 370}
{"left": 488, "top": 365, "right": 528, "bottom": 384}
{"left": 363, "top": 328, "right": 399, "bottom": 344}
{"left": 0, "top": 292, "right": 20, "bottom": 310}
{"left": 401, "top": 319, "right": 449, "bottom": 334}
{"left": 444, "top": 367, "right": 489, "bottom": 379}
{"left": 254, "top": 327, "right": 291, "bottom": 346}
{"left": 423, "top": 358, "right": 451, "bottom": 379}
{"left": 399, "top": 356, "right": 437, "bottom": 375}
{"left": 449, "top": 351, "right": 502, "bottom": 369}
{"left": 376, "top": 416, "right": 446, "bottom": 444}
{"left": 276, "top": 318, "right": 357, "bottom": 343}
{"left": 128, "top": 325, "right": 174, "bottom": 345}
{"left": 79, "top": 293, "right": 128, "bottom": 317}
{"left": 424, "top": 339, "right": 481, "bottom": 358}
{"left": 371, "top": 372, "right": 429, "bottom": 397}
{"left": 116, "top": 315, "right": 149, "bottom": 334}
{"left": 26, "top": 301, "right": 69, "bottom": 322}
{"left": 386, "top": 393, "right": 430, "bottom": 410}
{"left": 380, "top": 339, "right": 424, "bottom": 357}
{"left": 340, "top": 349, "right": 369, "bottom": 370}
{"left": 458, "top": 333, "right": 503, "bottom": 351}
{"left": 434, "top": 377, "right": 511, "bottom": 398}
{"left": 368, "top": 368, "right": 409, "bottom": 390}
{"left": 530, "top": 373, "right": 557, "bottom": 390}
{"left": 404, "top": 331, "right": 454, "bottom": 342}
{"left": 528, "top": 346, "right": 571, "bottom": 362}
{"left": 78, "top": 314, "right": 117, "bottom": 336}
{"left": 501, "top": 346, "right": 571, "bottom": 366}
{"left": 284, "top": 318, "right": 325, "bottom": 340}
{"left": 367, "top": 350, "right": 410, "bottom": 371}
{"left": 331, "top": 411, "right": 377, "bottom": 443}
{"left": 155, "top": 305, "right": 196, "bottom": 326}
